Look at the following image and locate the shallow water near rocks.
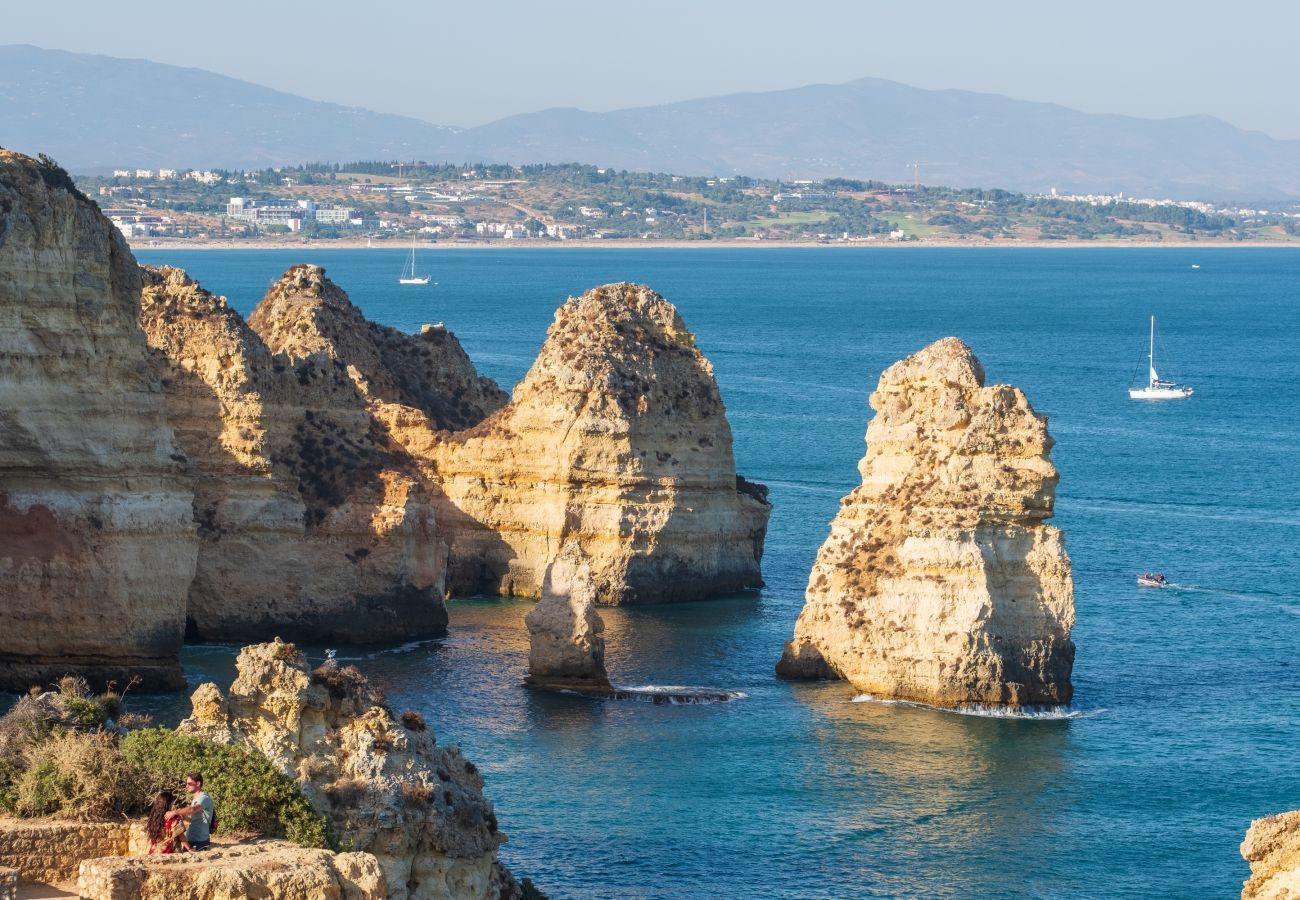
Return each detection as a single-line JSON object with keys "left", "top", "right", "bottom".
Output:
{"left": 129, "top": 247, "right": 1300, "bottom": 898}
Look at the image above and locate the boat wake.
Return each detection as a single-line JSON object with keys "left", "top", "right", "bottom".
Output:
{"left": 849, "top": 694, "right": 1104, "bottom": 720}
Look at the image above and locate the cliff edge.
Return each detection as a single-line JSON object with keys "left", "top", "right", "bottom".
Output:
{"left": 140, "top": 265, "right": 447, "bottom": 643}
{"left": 777, "top": 337, "right": 1075, "bottom": 707}
{"left": 1243, "top": 811, "right": 1300, "bottom": 899}
{"left": 0, "top": 151, "right": 196, "bottom": 690}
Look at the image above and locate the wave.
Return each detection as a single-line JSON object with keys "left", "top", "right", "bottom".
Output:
{"left": 612, "top": 684, "right": 747, "bottom": 705}
{"left": 849, "top": 694, "right": 1104, "bottom": 720}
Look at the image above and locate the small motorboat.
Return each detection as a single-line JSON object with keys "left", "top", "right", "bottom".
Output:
{"left": 1137, "top": 572, "right": 1169, "bottom": 588}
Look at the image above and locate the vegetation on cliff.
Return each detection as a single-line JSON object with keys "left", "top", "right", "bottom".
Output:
{"left": 0, "top": 677, "right": 329, "bottom": 848}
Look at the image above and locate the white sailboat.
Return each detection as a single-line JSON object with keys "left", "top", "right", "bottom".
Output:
{"left": 399, "top": 239, "right": 431, "bottom": 285}
{"left": 1129, "top": 316, "right": 1193, "bottom": 399}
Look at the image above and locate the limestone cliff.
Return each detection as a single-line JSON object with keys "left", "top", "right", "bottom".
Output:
{"left": 432, "top": 282, "right": 771, "bottom": 603}
{"left": 0, "top": 151, "right": 196, "bottom": 690}
{"left": 248, "top": 263, "right": 508, "bottom": 443}
{"left": 179, "top": 639, "right": 518, "bottom": 900}
{"left": 248, "top": 272, "right": 769, "bottom": 606}
{"left": 140, "top": 266, "right": 447, "bottom": 643}
{"left": 1242, "top": 811, "right": 1300, "bottom": 899}
{"left": 777, "top": 337, "right": 1075, "bottom": 707}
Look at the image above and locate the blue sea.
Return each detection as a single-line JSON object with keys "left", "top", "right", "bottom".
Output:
{"left": 130, "top": 247, "right": 1300, "bottom": 899}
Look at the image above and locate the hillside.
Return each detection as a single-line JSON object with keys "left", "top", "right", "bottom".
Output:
{"left": 441, "top": 78, "right": 1300, "bottom": 200}
{"left": 4, "top": 46, "right": 1300, "bottom": 199}
{"left": 0, "top": 44, "right": 454, "bottom": 171}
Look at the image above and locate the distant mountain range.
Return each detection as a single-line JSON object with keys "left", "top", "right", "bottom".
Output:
{"left": 0, "top": 45, "right": 453, "bottom": 173}
{"left": 4, "top": 44, "right": 1299, "bottom": 199}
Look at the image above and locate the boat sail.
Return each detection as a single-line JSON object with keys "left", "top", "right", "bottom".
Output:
{"left": 1128, "top": 316, "right": 1192, "bottom": 399}
{"left": 399, "top": 239, "right": 431, "bottom": 285}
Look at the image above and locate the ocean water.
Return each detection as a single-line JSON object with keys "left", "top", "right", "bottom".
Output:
{"left": 129, "top": 247, "right": 1300, "bottom": 899}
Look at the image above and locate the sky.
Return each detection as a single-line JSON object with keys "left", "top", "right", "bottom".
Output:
{"left": 6, "top": 0, "right": 1300, "bottom": 139}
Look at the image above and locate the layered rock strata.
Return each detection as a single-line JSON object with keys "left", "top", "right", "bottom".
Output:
{"left": 0, "top": 151, "right": 196, "bottom": 690}
{"left": 777, "top": 337, "right": 1075, "bottom": 707}
{"left": 1242, "top": 811, "right": 1300, "bottom": 899}
{"left": 431, "top": 282, "right": 771, "bottom": 603}
{"left": 524, "top": 552, "right": 612, "bottom": 693}
{"left": 140, "top": 265, "right": 446, "bottom": 643}
{"left": 179, "top": 640, "right": 518, "bottom": 900}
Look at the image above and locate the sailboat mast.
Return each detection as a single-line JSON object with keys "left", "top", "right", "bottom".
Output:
{"left": 1148, "top": 316, "right": 1157, "bottom": 385}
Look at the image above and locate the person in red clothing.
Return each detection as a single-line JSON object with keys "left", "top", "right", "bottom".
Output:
{"left": 145, "top": 790, "right": 189, "bottom": 854}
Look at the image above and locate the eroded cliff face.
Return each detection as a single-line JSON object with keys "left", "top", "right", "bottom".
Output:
{"left": 777, "top": 337, "right": 1075, "bottom": 707}
{"left": 140, "top": 266, "right": 447, "bottom": 643}
{"left": 432, "top": 282, "right": 771, "bottom": 604}
{"left": 0, "top": 151, "right": 196, "bottom": 690}
{"left": 1242, "top": 812, "right": 1300, "bottom": 899}
{"left": 248, "top": 263, "right": 508, "bottom": 445}
{"left": 179, "top": 640, "right": 518, "bottom": 900}
{"left": 247, "top": 272, "right": 769, "bottom": 606}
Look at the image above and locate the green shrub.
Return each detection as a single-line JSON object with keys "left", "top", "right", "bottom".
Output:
{"left": 14, "top": 730, "right": 145, "bottom": 819}
{"left": 0, "top": 755, "right": 20, "bottom": 813}
{"left": 121, "top": 729, "right": 333, "bottom": 849}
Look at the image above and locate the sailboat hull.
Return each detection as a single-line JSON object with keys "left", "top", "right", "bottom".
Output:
{"left": 1128, "top": 386, "right": 1193, "bottom": 399}
{"left": 399, "top": 277, "right": 431, "bottom": 285}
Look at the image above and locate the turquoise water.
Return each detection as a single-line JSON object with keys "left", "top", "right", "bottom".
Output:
{"left": 131, "top": 247, "right": 1300, "bottom": 898}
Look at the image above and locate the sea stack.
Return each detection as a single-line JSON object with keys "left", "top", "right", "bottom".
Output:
{"left": 777, "top": 337, "right": 1075, "bottom": 707}
{"left": 524, "top": 553, "right": 612, "bottom": 693}
{"left": 140, "top": 265, "right": 447, "bottom": 643}
{"left": 432, "top": 282, "right": 771, "bottom": 604}
{"left": 0, "top": 152, "right": 197, "bottom": 690}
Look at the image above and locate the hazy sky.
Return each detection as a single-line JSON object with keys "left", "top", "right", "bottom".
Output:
{"left": 8, "top": 0, "right": 1300, "bottom": 138}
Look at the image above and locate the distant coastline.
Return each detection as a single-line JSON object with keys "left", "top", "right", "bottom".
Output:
{"left": 131, "top": 238, "right": 1300, "bottom": 252}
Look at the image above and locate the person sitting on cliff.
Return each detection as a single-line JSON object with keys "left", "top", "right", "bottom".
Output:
{"left": 145, "top": 790, "right": 189, "bottom": 854}
{"left": 165, "top": 772, "right": 215, "bottom": 851}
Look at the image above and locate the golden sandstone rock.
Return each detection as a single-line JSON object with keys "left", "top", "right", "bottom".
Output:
{"left": 2, "top": 149, "right": 767, "bottom": 689}
{"left": 0, "top": 151, "right": 196, "bottom": 690}
{"left": 178, "top": 640, "right": 517, "bottom": 900}
{"left": 431, "top": 282, "right": 771, "bottom": 603}
{"left": 1242, "top": 811, "right": 1300, "bottom": 899}
{"left": 76, "top": 841, "right": 386, "bottom": 900}
{"left": 524, "top": 552, "right": 612, "bottom": 693}
{"left": 140, "top": 266, "right": 447, "bottom": 643}
{"left": 777, "top": 338, "right": 1075, "bottom": 707}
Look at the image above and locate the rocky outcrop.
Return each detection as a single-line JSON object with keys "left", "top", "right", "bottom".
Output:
{"left": 179, "top": 640, "right": 518, "bottom": 900}
{"left": 140, "top": 266, "right": 447, "bottom": 643}
{"left": 1242, "top": 812, "right": 1300, "bottom": 899}
{"left": 249, "top": 273, "right": 770, "bottom": 606}
{"left": 524, "top": 552, "right": 611, "bottom": 693}
{"left": 0, "top": 151, "right": 196, "bottom": 690}
{"left": 248, "top": 264, "right": 508, "bottom": 440}
{"left": 432, "top": 282, "right": 770, "bottom": 603}
{"left": 777, "top": 338, "right": 1075, "bottom": 707}
{"left": 77, "top": 840, "right": 386, "bottom": 900}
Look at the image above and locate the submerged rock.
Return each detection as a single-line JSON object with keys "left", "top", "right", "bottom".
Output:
{"left": 0, "top": 151, "right": 196, "bottom": 690}
{"left": 525, "top": 553, "right": 612, "bottom": 693}
{"left": 179, "top": 639, "right": 519, "bottom": 900}
{"left": 140, "top": 265, "right": 447, "bottom": 643}
{"left": 433, "top": 282, "right": 771, "bottom": 604}
{"left": 777, "top": 337, "right": 1075, "bottom": 707}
